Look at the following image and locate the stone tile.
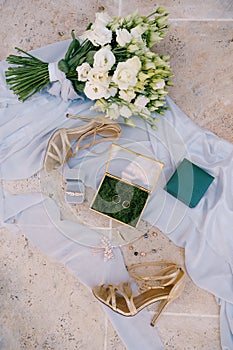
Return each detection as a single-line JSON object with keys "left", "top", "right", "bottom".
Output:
{"left": 0, "top": 228, "right": 117, "bottom": 350}
{"left": 169, "top": 276, "right": 219, "bottom": 316}
{"left": 106, "top": 320, "right": 127, "bottom": 350}
{"left": 103, "top": 0, "right": 233, "bottom": 19}
{"left": 158, "top": 314, "right": 221, "bottom": 349}
{"left": 155, "top": 21, "right": 233, "bottom": 142}
{"left": 0, "top": 0, "right": 101, "bottom": 60}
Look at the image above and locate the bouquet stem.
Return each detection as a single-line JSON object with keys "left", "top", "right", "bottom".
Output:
{"left": 6, "top": 48, "right": 50, "bottom": 102}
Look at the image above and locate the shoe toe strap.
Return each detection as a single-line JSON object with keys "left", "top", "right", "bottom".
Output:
{"left": 104, "top": 282, "right": 137, "bottom": 315}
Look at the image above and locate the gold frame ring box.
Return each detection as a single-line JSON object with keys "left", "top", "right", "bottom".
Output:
{"left": 90, "top": 144, "right": 164, "bottom": 228}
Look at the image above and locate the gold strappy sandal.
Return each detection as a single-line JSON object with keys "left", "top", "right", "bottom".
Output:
{"left": 92, "top": 261, "right": 185, "bottom": 327}
{"left": 44, "top": 114, "right": 122, "bottom": 172}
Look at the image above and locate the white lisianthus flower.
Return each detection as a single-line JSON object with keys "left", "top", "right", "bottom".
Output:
{"left": 95, "top": 12, "right": 111, "bottom": 26}
{"left": 86, "top": 24, "right": 112, "bottom": 46}
{"left": 109, "top": 16, "right": 124, "bottom": 31}
{"left": 120, "top": 105, "right": 132, "bottom": 118}
{"left": 148, "top": 31, "right": 162, "bottom": 47}
{"left": 156, "top": 14, "right": 169, "bottom": 27}
{"left": 106, "top": 103, "right": 120, "bottom": 120}
{"left": 92, "top": 98, "right": 108, "bottom": 112}
{"left": 116, "top": 29, "right": 131, "bottom": 47}
{"left": 87, "top": 68, "right": 110, "bottom": 87}
{"left": 105, "top": 86, "right": 118, "bottom": 98}
{"left": 84, "top": 81, "right": 108, "bottom": 100}
{"left": 140, "top": 107, "right": 151, "bottom": 118}
{"left": 145, "top": 61, "right": 155, "bottom": 70}
{"left": 145, "top": 51, "right": 154, "bottom": 59}
{"left": 76, "top": 62, "right": 91, "bottom": 82}
{"left": 138, "top": 71, "right": 150, "bottom": 82}
{"left": 154, "top": 100, "right": 165, "bottom": 107}
{"left": 112, "top": 56, "right": 141, "bottom": 90}
{"left": 130, "top": 24, "right": 147, "bottom": 40}
{"left": 154, "top": 80, "right": 165, "bottom": 89}
{"left": 128, "top": 56, "right": 141, "bottom": 71}
{"left": 119, "top": 89, "right": 136, "bottom": 102}
{"left": 134, "top": 105, "right": 151, "bottom": 119}
{"left": 93, "top": 46, "right": 116, "bottom": 71}
{"left": 127, "top": 44, "right": 140, "bottom": 53}
{"left": 134, "top": 95, "right": 150, "bottom": 109}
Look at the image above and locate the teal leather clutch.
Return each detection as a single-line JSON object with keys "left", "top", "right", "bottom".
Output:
{"left": 164, "top": 158, "right": 214, "bottom": 208}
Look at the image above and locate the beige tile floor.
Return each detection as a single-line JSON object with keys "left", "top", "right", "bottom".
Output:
{"left": 0, "top": 0, "right": 232, "bottom": 349}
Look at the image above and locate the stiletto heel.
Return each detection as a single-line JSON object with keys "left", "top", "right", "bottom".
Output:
{"left": 150, "top": 298, "right": 170, "bottom": 327}
{"left": 43, "top": 114, "right": 121, "bottom": 172}
{"left": 92, "top": 261, "right": 185, "bottom": 327}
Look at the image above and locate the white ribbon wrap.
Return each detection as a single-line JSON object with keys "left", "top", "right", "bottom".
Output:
{"left": 47, "top": 62, "right": 82, "bottom": 101}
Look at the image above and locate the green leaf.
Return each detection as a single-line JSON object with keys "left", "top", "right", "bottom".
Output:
{"left": 85, "top": 50, "right": 96, "bottom": 65}
{"left": 73, "top": 80, "right": 85, "bottom": 92}
{"left": 58, "top": 59, "right": 70, "bottom": 73}
{"left": 65, "top": 40, "right": 76, "bottom": 61}
{"left": 77, "top": 57, "right": 86, "bottom": 65}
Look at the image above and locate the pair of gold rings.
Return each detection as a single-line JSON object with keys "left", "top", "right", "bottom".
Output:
{"left": 112, "top": 195, "right": 130, "bottom": 209}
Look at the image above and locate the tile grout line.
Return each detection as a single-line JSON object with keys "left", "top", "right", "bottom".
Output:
{"left": 103, "top": 314, "right": 108, "bottom": 350}
{"left": 170, "top": 18, "right": 233, "bottom": 22}
{"left": 152, "top": 311, "right": 219, "bottom": 318}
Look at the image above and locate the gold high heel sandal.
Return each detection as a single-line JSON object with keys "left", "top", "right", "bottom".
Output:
{"left": 44, "top": 114, "right": 122, "bottom": 172}
{"left": 92, "top": 261, "right": 185, "bottom": 327}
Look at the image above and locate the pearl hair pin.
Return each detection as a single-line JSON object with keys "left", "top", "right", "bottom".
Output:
{"left": 92, "top": 235, "right": 114, "bottom": 262}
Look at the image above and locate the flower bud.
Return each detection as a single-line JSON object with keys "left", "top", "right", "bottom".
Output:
{"left": 156, "top": 14, "right": 169, "bottom": 27}
{"left": 124, "top": 117, "right": 136, "bottom": 127}
{"left": 156, "top": 7, "right": 167, "bottom": 15}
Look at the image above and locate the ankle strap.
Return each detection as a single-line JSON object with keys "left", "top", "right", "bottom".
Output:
{"left": 127, "top": 261, "right": 183, "bottom": 287}
{"left": 66, "top": 113, "right": 102, "bottom": 121}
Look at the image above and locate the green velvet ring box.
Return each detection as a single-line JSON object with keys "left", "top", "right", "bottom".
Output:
{"left": 90, "top": 144, "right": 164, "bottom": 228}
{"left": 164, "top": 158, "right": 214, "bottom": 208}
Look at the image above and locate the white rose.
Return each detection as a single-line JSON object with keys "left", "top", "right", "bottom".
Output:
{"left": 120, "top": 105, "right": 132, "bottom": 118}
{"left": 119, "top": 89, "right": 136, "bottom": 102}
{"left": 93, "top": 46, "right": 116, "bottom": 70}
{"left": 88, "top": 68, "right": 110, "bottom": 87}
{"left": 112, "top": 56, "right": 141, "bottom": 90}
{"left": 76, "top": 62, "right": 91, "bottom": 82}
{"left": 84, "top": 81, "right": 108, "bottom": 100}
{"left": 134, "top": 95, "right": 149, "bottom": 109}
{"left": 116, "top": 29, "right": 131, "bottom": 47}
{"left": 88, "top": 24, "right": 112, "bottom": 46}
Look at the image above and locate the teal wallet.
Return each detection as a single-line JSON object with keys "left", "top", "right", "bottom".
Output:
{"left": 164, "top": 158, "right": 214, "bottom": 208}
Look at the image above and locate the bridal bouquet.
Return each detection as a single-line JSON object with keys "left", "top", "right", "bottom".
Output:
{"left": 5, "top": 8, "right": 172, "bottom": 127}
